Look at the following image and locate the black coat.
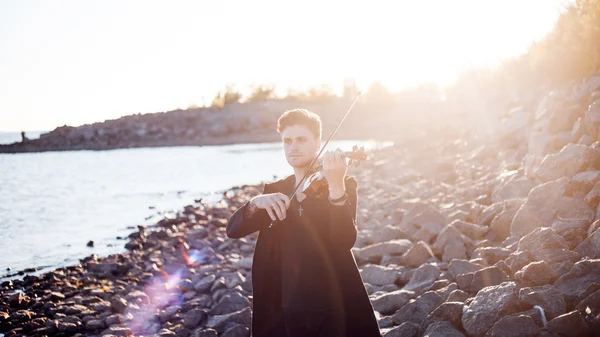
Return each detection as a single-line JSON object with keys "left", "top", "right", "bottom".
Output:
{"left": 227, "top": 174, "right": 382, "bottom": 337}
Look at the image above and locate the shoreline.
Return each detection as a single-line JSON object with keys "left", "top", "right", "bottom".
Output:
{"left": 3, "top": 85, "right": 600, "bottom": 335}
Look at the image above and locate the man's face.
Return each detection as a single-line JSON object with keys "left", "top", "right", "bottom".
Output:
{"left": 281, "top": 124, "right": 322, "bottom": 168}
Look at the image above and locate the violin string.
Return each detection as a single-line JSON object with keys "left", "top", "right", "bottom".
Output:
{"left": 269, "top": 91, "right": 362, "bottom": 227}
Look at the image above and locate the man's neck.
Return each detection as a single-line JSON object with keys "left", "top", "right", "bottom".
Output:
{"left": 293, "top": 166, "right": 309, "bottom": 189}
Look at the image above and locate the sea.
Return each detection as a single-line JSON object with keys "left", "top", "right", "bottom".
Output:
{"left": 0, "top": 131, "right": 389, "bottom": 281}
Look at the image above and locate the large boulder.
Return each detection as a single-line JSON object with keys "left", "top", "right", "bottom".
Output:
{"left": 510, "top": 178, "right": 568, "bottom": 238}
{"left": 462, "top": 282, "right": 521, "bottom": 337}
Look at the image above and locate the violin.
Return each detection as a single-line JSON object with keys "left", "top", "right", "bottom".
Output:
{"left": 297, "top": 145, "right": 368, "bottom": 198}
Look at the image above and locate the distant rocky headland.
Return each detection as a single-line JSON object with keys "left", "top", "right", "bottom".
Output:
{"left": 0, "top": 98, "right": 409, "bottom": 154}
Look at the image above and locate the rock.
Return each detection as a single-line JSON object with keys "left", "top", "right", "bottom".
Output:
{"left": 369, "top": 225, "right": 410, "bottom": 245}
{"left": 360, "top": 264, "right": 405, "bottom": 286}
{"left": 209, "top": 293, "right": 250, "bottom": 316}
{"left": 452, "top": 220, "right": 488, "bottom": 240}
{"left": 87, "top": 240, "right": 94, "bottom": 247}
{"left": 584, "top": 182, "right": 600, "bottom": 208}
{"left": 205, "top": 307, "right": 251, "bottom": 332}
{"left": 554, "top": 259, "right": 600, "bottom": 308}
{"left": 517, "top": 227, "right": 570, "bottom": 255}
{"left": 183, "top": 308, "right": 208, "bottom": 329}
{"left": 423, "top": 320, "right": 465, "bottom": 337}
{"left": 419, "top": 302, "right": 464, "bottom": 335}
{"left": 510, "top": 178, "right": 569, "bottom": 238}
{"left": 462, "top": 282, "right": 520, "bottom": 337}
{"left": 576, "top": 228, "right": 600, "bottom": 259}
{"left": 432, "top": 225, "right": 472, "bottom": 257}
{"left": 222, "top": 272, "right": 246, "bottom": 289}
{"left": 448, "top": 259, "right": 482, "bottom": 280}
{"left": 489, "top": 199, "right": 524, "bottom": 241}
{"left": 514, "top": 261, "right": 553, "bottom": 287}
{"left": 58, "top": 321, "right": 79, "bottom": 333}
{"left": 552, "top": 218, "right": 590, "bottom": 249}
{"left": 469, "top": 266, "right": 510, "bottom": 293}
{"left": 570, "top": 170, "right": 600, "bottom": 196}
{"left": 413, "top": 222, "right": 446, "bottom": 244}
{"left": 476, "top": 247, "right": 512, "bottom": 265}
{"left": 221, "top": 323, "right": 249, "bottom": 337}
{"left": 492, "top": 177, "right": 536, "bottom": 203}
{"left": 355, "top": 240, "right": 413, "bottom": 263}
{"left": 85, "top": 319, "right": 105, "bottom": 331}
{"left": 519, "top": 285, "right": 566, "bottom": 320}
{"left": 382, "top": 321, "right": 419, "bottom": 337}
{"left": 484, "top": 315, "right": 540, "bottom": 337}
{"left": 505, "top": 250, "right": 534, "bottom": 275}
{"left": 371, "top": 290, "right": 415, "bottom": 315}
{"left": 110, "top": 297, "right": 128, "bottom": 313}
{"left": 556, "top": 196, "right": 596, "bottom": 223}
{"left": 447, "top": 289, "right": 470, "bottom": 303}
{"left": 195, "top": 274, "right": 216, "bottom": 293}
{"left": 546, "top": 311, "right": 590, "bottom": 337}
{"left": 191, "top": 328, "right": 218, "bottom": 337}
{"left": 49, "top": 292, "right": 65, "bottom": 302}
{"left": 392, "top": 291, "right": 445, "bottom": 325}
{"left": 535, "top": 144, "right": 600, "bottom": 182}
{"left": 398, "top": 241, "right": 435, "bottom": 268}
{"left": 8, "top": 292, "right": 30, "bottom": 309}
{"left": 478, "top": 202, "right": 505, "bottom": 227}
{"left": 403, "top": 264, "right": 441, "bottom": 292}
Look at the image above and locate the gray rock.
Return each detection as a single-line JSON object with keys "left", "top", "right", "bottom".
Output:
{"left": 392, "top": 291, "right": 445, "bottom": 325}
{"left": 535, "top": 144, "right": 600, "bottom": 182}
{"left": 484, "top": 315, "right": 540, "bottom": 337}
{"left": 403, "top": 264, "right": 441, "bottom": 293}
{"left": 510, "top": 178, "right": 569, "bottom": 238}
{"left": 547, "top": 311, "right": 590, "bottom": 337}
{"left": 221, "top": 323, "right": 249, "bottom": 337}
{"left": 554, "top": 259, "right": 600, "bottom": 308}
{"left": 448, "top": 259, "right": 482, "bottom": 280}
{"left": 469, "top": 266, "right": 510, "bottom": 293}
{"left": 423, "top": 320, "right": 465, "bottom": 337}
{"left": 462, "top": 282, "right": 520, "bottom": 337}
{"left": 209, "top": 293, "right": 250, "bottom": 316}
{"left": 205, "top": 307, "right": 251, "bottom": 332}
{"left": 183, "top": 308, "right": 208, "bottom": 329}
{"left": 552, "top": 218, "right": 590, "bottom": 249}
{"left": 382, "top": 321, "right": 418, "bottom": 337}
{"left": 398, "top": 241, "right": 435, "bottom": 268}
{"left": 355, "top": 240, "right": 413, "bottom": 263}
{"left": 371, "top": 290, "right": 415, "bottom": 315}
{"left": 519, "top": 285, "right": 566, "bottom": 320}
{"left": 419, "top": 302, "right": 464, "bottom": 335}
{"left": 576, "top": 228, "right": 600, "bottom": 259}
{"left": 360, "top": 264, "right": 405, "bottom": 286}
{"left": 514, "top": 261, "right": 553, "bottom": 287}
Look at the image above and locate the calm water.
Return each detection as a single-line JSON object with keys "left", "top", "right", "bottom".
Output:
{"left": 0, "top": 137, "right": 388, "bottom": 281}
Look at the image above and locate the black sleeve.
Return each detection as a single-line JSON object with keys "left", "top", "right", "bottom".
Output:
{"left": 328, "top": 176, "right": 358, "bottom": 250}
{"left": 226, "top": 183, "right": 273, "bottom": 239}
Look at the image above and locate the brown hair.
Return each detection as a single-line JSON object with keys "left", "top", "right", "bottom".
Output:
{"left": 277, "top": 108, "right": 322, "bottom": 139}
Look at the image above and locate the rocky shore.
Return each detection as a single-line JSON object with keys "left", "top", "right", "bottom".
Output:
{"left": 2, "top": 82, "right": 600, "bottom": 336}
{"left": 0, "top": 99, "right": 392, "bottom": 154}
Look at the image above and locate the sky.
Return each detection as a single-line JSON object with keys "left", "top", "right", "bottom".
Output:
{"left": 0, "top": 0, "right": 572, "bottom": 132}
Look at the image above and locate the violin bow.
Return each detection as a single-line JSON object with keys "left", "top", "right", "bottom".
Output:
{"left": 269, "top": 91, "right": 362, "bottom": 228}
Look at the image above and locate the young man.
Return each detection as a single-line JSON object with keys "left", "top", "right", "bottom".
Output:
{"left": 226, "top": 109, "right": 381, "bottom": 337}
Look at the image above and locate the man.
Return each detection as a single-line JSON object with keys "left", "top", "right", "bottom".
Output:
{"left": 226, "top": 109, "right": 381, "bottom": 337}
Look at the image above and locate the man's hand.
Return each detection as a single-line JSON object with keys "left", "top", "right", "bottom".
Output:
{"left": 323, "top": 148, "right": 348, "bottom": 199}
{"left": 251, "top": 193, "right": 291, "bottom": 221}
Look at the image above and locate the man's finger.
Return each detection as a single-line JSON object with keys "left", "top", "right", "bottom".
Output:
{"left": 266, "top": 206, "right": 276, "bottom": 221}
{"left": 276, "top": 193, "right": 291, "bottom": 208}
{"left": 275, "top": 199, "right": 287, "bottom": 219}
{"left": 271, "top": 198, "right": 284, "bottom": 220}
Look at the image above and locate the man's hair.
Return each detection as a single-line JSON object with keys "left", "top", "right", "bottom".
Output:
{"left": 277, "top": 108, "right": 322, "bottom": 139}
